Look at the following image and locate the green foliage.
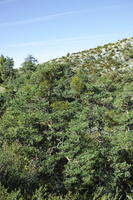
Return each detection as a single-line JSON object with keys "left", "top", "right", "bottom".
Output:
{"left": 20, "top": 55, "right": 37, "bottom": 72}
{"left": 70, "top": 74, "right": 86, "bottom": 96}
{"left": 0, "top": 184, "right": 22, "bottom": 200}
{"left": 0, "top": 39, "right": 133, "bottom": 199}
{"left": 32, "top": 187, "right": 78, "bottom": 200}
{"left": 51, "top": 101, "right": 69, "bottom": 111}
{"left": 0, "top": 55, "right": 14, "bottom": 83}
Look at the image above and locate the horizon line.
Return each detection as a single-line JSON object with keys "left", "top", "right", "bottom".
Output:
{"left": 4, "top": 33, "right": 132, "bottom": 48}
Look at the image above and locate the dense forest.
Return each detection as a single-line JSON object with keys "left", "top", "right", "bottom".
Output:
{"left": 0, "top": 38, "right": 133, "bottom": 200}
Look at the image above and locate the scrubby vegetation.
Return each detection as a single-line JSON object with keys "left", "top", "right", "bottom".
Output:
{"left": 0, "top": 38, "right": 133, "bottom": 199}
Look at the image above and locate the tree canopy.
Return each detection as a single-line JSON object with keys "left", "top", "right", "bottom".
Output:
{"left": 0, "top": 38, "right": 133, "bottom": 199}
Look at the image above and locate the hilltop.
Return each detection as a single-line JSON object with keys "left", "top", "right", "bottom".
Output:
{"left": 50, "top": 37, "right": 133, "bottom": 70}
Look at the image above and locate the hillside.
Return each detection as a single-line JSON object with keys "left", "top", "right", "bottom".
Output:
{"left": 51, "top": 37, "right": 133, "bottom": 70}
{"left": 0, "top": 37, "right": 133, "bottom": 200}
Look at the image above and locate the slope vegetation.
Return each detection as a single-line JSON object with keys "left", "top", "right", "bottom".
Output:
{"left": 0, "top": 38, "right": 133, "bottom": 199}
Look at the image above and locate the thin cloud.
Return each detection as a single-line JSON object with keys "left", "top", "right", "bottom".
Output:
{"left": 0, "top": 0, "right": 16, "bottom": 5}
{"left": 95, "top": 4, "right": 132, "bottom": 11}
{"left": 6, "top": 34, "right": 119, "bottom": 48}
{"left": 0, "top": 10, "right": 81, "bottom": 27}
{"left": 0, "top": 3, "right": 131, "bottom": 27}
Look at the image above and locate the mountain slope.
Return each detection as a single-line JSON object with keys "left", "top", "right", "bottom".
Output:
{"left": 0, "top": 37, "right": 133, "bottom": 199}
{"left": 50, "top": 37, "right": 133, "bottom": 71}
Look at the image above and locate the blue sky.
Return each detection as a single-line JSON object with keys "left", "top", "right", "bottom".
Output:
{"left": 0, "top": 0, "right": 133, "bottom": 67}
